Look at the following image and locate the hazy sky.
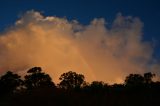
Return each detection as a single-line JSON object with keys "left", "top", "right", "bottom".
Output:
{"left": 0, "top": 0, "right": 160, "bottom": 83}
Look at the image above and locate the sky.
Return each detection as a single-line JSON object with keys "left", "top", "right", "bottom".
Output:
{"left": 0, "top": 0, "right": 160, "bottom": 83}
{"left": 0, "top": 0, "right": 160, "bottom": 56}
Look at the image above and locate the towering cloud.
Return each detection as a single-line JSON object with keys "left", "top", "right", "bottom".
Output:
{"left": 0, "top": 11, "right": 156, "bottom": 83}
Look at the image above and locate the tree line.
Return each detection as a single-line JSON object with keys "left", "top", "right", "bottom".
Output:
{"left": 0, "top": 67, "right": 160, "bottom": 106}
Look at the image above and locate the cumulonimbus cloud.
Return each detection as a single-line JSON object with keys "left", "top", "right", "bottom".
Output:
{"left": 0, "top": 10, "right": 158, "bottom": 83}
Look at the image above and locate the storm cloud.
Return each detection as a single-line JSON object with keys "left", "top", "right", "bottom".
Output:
{"left": 0, "top": 10, "right": 156, "bottom": 83}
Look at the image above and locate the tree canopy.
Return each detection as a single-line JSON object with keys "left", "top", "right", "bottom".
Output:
{"left": 0, "top": 71, "right": 23, "bottom": 94}
{"left": 58, "top": 71, "right": 85, "bottom": 90}
{"left": 0, "top": 67, "right": 159, "bottom": 106}
{"left": 24, "top": 67, "right": 55, "bottom": 89}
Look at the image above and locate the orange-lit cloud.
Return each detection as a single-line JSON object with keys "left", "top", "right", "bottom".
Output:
{"left": 0, "top": 11, "right": 156, "bottom": 83}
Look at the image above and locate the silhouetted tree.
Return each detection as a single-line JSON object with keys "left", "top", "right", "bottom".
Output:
{"left": 88, "top": 81, "right": 109, "bottom": 94}
{"left": 0, "top": 69, "right": 160, "bottom": 106}
{"left": 111, "top": 83, "right": 124, "bottom": 91}
{"left": 90, "top": 81, "right": 106, "bottom": 89}
{"left": 58, "top": 71, "right": 85, "bottom": 90}
{"left": 24, "top": 67, "right": 55, "bottom": 89}
{"left": 125, "top": 74, "right": 144, "bottom": 87}
{"left": 144, "top": 72, "right": 155, "bottom": 84}
{"left": 0, "top": 71, "right": 23, "bottom": 94}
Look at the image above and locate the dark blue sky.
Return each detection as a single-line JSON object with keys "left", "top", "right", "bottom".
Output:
{"left": 0, "top": 0, "right": 160, "bottom": 58}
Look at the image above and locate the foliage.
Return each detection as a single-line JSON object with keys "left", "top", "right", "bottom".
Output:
{"left": 0, "top": 71, "right": 23, "bottom": 94}
{"left": 58, "top": 71, "right": 85, "bottom": 89}
{"left": 125, "top": 72, "right": 155, "bottom": 88}
{"left": 0, "top": 68, "right": 159, "bottom": 106}
{"left": 90, "top": 81, "right": 106, "bottom": 89}
{"left": 144, "top": 72, "right": 155, "bottom": 84}
{"left": 125, "top": 74, "right": 144, "bottom": 87}
{"left": 24, "top": 67, "right": 55, "bottom": 89}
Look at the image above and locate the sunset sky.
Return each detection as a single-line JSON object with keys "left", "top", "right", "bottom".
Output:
{"left": 0, "top": 0, "right": 160, "bottom": 84}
